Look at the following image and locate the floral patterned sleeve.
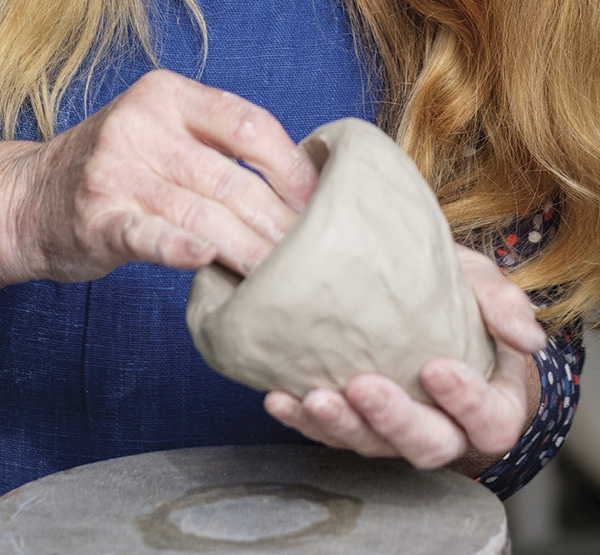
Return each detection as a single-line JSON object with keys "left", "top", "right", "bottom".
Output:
{"left": 472, "top": 206, "right": 583, "bottom": 500}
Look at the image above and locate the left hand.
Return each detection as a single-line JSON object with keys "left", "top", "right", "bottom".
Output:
{"left": 264, "top": 246, "right": 546, "bottom": 472}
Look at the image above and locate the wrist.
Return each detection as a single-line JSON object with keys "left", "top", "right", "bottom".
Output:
{"left": 524, "top": 352, "right": 542, "bottom": 430}
{"left": 0, "top": 140, "right": 47, "bottom": 286}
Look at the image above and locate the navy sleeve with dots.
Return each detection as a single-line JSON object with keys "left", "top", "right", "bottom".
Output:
{"left": 473, "top": 206, "right": 582, "bottom": 499}
{"left": 477, "top": 330, "right": 581, "bottom": 499}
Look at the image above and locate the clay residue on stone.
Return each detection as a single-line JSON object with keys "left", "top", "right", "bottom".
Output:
{"left": 136, "top": 482, "right": 363, "bottom": 552}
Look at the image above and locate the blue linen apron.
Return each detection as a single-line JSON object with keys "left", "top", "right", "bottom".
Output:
{"left": 0, "top": 0, "right": 378, "bottom": 494}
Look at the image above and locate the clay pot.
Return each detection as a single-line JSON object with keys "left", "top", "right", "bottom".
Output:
{"left": 186, "top": 118, "right": 495, "bottom": 403}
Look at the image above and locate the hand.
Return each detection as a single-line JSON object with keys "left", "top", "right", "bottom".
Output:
{"left": 264, "top": 246, "right": 546, "bottom": 474}
{"left": 0, "top": 69, "right": 318, "bottom": 285}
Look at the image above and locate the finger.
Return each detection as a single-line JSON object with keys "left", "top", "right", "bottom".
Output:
{"left": 300, "top": 389, "right": 398, "bottom": 456}
{"left": 140, "top": 184, "right": 275, "bottom": 275}
{"left": 169, "top": 75, "right": 319, "bottom": 209}
{"left": 264, "top": 391, "right": 349, "bottom": 449}
{"left": 421, "top": 352, "right": 527, "bottom": 454}
{"left": 265, "top": 389, "right": 396, "bottom": 454}
{"left": 346, "top": 374, "right": 468, "bottom": 468}
{"left": 160, "top": 139, "right": 299, "bottom": 243}
{"left": 455, "top": 245, "right": 546, "bottom": 352}
{"left": 100, "top": 210, "right": 218, "bottom": 269}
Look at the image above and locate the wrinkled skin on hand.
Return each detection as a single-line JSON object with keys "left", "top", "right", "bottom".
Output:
{"left": 0, "top": 69, "right": 318, "bottom": 286}
{"left": 265, "top": 246, "right": 546, "bottom": 476}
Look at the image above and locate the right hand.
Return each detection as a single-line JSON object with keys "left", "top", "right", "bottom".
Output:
{"left": 0, "top": 69, "right": 318, "bottom": 285}
{"left": 265, "top": 246, "right": 546, "bottom": 474}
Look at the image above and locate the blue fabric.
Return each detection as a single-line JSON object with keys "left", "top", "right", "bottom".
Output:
{"left": 0, "top": 0, "right": 378, "bottom": 495}
{"left": 0, "top": 0, "right": 582, "bottom": 501}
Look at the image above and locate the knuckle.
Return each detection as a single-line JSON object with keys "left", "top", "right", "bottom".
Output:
{"left": 304, "top": 393, "right": 343, "bottom": 423}
{"left": 155, "top": 232, "right": 177, "bottom": 263}
{"left": 452, "top": 388, "right": 486, "bottom": 421}
{"left": 113, "top": 69, "right": 182, "bottom": 124}
{"left": 232, "top": 103, "right": 279, "bottom": 142}
{"left": 481, "top": 274, "right": 528, "bottom": 308}
{"left": 134, "top": 68, "right": 178, "bottom": 96}
{"left": 476, "top": 281, "right": 502, "bottom": 306}
{"left": 504, "top": 282, "right": 531, "bottom": 307}
{"left": 209, "top": 165, "right": 243, "bottom": 203}
{"left": 177, "top": 198, "right": 211, "bottom": 232}
{"left": 375, "top": 411, "right": 408, "bottom": 436}
{"left": 118, "top": 212, "right": 143, "bottom": 254}
{"left": 368, "top": 402, "right": 412, "bottom": 438}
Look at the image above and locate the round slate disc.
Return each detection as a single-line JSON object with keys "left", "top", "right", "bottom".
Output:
{"left": 0, "top": 446, "right": 509, "bottom": 554}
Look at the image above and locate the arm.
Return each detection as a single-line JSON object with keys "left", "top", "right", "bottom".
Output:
{"left": 0, "top": 69, "right": 317, "bottom": 287}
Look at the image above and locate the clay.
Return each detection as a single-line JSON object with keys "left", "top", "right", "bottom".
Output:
{"left": 186, "top": 118, "right": 496, "bottom": 403}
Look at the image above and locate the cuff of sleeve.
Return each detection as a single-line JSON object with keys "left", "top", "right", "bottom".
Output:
{"left": 475, "top": 331, "right": 582, "bottom": 500}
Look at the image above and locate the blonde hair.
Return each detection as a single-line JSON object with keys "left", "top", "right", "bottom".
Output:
{"left": 0, "top": 0, "right": 598, "bottom": 331}
{"left": 345, "top": 0, "right": 600, "bottom": 331}
{"left": 0, "top": 0, "right": 205, "bottom": 139}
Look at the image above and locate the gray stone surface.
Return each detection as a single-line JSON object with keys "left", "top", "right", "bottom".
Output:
{"left": 0, "top": 446, "right": 509, "bottom": 554}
